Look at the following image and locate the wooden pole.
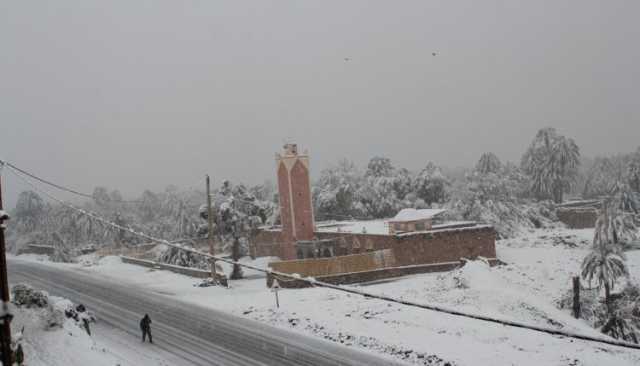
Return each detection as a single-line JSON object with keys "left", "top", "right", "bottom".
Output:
{"left": 0, "top": 169, "right": 13, "bottom": 365}
{"left": 206, "top": 175, "right": 216, "bottom": 284}
{"left": 572, "top": 276, "right": 581, "bottom": 319}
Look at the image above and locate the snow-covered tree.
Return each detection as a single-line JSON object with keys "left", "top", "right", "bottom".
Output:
{"left": 582, "top": 156, "right": 629, "bottom": 199}
{"left": 594, "top": 199, "right": 637, "bottom": 248}
{"left": 391, "top": 167, "right": 414, "bottom": 200}
{"left": 13, "top": 191, "right": 45, "bottom": 233}
{"left": 139, "top": 190, "right": 160, "bottom": 223}
{"left": 159, "top": 241, "right": 208, "bottom": 269}
{"left": 581, "top": 199, "right": 634, "bottom": 312}
{"left": 92, "top": 187, "right": 111, "bottom": 208}
{"left": 475, "top": 152, "right": 502, "bottom": 175}
{"left": 250, "top": 180, "right": 276, "bottom": 203}
{"left": 611, "top": 182, "right": 639, "bottom": 217}
{"left": 109, "top": 189, "right": 124, "bottom": 202}
{"left": 628, "top": 148, "right": 640, "bottom": 192}
{"left": 313, "top": 159, "right": 364, "bottom": 220}
{"left": 521, "top": 127, "right": 580, "bottom": 203}
{"left": 445, "top": 163, "right": 552, "bottom": 238}
{"left": 356, "top": 176, "right": 402, "bottom": 218}
{"left": 582, "top": 245, "right": 627, "bottom": 312}
{"left": 412, "top": 162, "right": 449, "bottom": 206}
{"left": 366, "top": 156, "right": 394, "bottom": 178}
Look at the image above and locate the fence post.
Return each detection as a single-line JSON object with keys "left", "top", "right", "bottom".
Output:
{"left": 572, "top": 276, "right": 581, "bottom": 319}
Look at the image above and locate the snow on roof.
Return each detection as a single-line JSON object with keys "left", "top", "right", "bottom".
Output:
{"left": 390, "top": 208, "right": 446, "bottom": 222}
{"left": 396, "top": 224, "right": 493, "bottom": 237}
{"left": 315, "top": 219, "right": 480, "bottom": 236}
{"left": 315, "top": 220, "right": 389, "bottom": 235}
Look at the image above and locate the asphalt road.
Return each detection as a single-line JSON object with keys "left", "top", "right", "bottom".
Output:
{"left": 8, "top": 260, "right": 401, "bottom": 366}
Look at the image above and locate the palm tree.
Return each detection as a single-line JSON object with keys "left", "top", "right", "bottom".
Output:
{"left": 581, "top": 201, "right": 629, "bottom": 312}
{"left": 521, "top": 128, "right": 580, "bottom": 203}
{"left": 581, "top": 244, "right": 627, "bottom": 312}
{"left": 476, "top": 152, "right": 502, "bottom": 175}
{"left": 549, "top": 135, "right": 580, "bottom": 203}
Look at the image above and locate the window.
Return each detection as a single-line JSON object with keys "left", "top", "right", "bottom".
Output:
{"left": 415, "top": 222, "right": 425, "bottom": 231}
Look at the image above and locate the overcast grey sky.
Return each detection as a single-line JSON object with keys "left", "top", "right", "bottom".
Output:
{"left": 1, "top": 1, "right": 639, "bottom": 207}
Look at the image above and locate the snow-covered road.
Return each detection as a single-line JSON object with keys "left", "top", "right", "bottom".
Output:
{"left": 8, "top": 259, "right": 401, "bottom": 366}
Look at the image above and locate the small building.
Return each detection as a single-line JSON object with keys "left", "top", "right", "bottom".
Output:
{"left": 556, "top": 200, "right": 601, "bottom": 229}
{"left": 387, "top": 208, "right": 446, "bottom": 234}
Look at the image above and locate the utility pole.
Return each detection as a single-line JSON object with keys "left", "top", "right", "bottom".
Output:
{"left": 206, "top": 175, "right": 217, "bottom": 284}
{"left": 0, "top": 164, "right": 13, "bottom": 366}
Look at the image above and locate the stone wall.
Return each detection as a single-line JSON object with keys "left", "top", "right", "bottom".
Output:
{"left": 269, "top": 249, "right": 396, "bottom": 278}
{"left": 120, "top": 256, "right": 228, "bottom": 285}
{"left": 557, "top": 208, "right": 598, "bottom": 229}
{"left": 267, "top": 259, "right": 502, "bottom": 288}
{"left": 17, "top": 244, "right": 54, "bottom": 256}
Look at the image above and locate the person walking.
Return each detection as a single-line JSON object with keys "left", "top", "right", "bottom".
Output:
{"left": 140, "top": 314, "right": 153, "bottom": 343}
{"left": 14, "top": 343, "right": 24, "bottom": 366}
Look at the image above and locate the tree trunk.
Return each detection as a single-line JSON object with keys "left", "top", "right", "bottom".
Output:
{"left": 605, "top": 282, "right": 611, "bottom": 314}
{"left": 553, "top": 181, "right": 563, "bottom": 204}
{"left": 230, "top": 236, "right": 243, "bottom": 280}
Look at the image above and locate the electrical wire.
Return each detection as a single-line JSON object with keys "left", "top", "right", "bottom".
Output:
{"left": 0, "top": 160, "right": 141, "bottom": 203}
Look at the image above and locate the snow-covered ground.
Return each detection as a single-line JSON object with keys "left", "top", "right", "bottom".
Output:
{"left": 10, "top": 227, "right": 640, "bottom": 366}
{"left": 10, "top": 294, "right": 179, "bottom": 366}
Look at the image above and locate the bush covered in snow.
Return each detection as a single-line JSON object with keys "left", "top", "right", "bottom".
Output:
{"left": 11, "top": 284, "right": 48, "bottom": 308}
{"left": 159, "top": 243, "right": 209, "bottom": 270}
{"left": 10, "top": 284, "right": 81, "bottom": 330}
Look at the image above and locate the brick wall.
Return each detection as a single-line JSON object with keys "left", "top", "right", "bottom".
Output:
{"left": 253, "top": 230, "right": 285, "bottom": 258}
{"left": 269, "top": 249, "right": 396, "bottom": 278}
{"left": 290, "top": 160, "right": 314, "bottom": 241}
{"left": 314, "top": 226, "right": 496, "bottom": 263}
{"left": 557, "top": 208, "right": 598, "bottom": 229}
{"left": 255, "top": 226, "right": 496, "bottom": 264}
{"left": 260, "top": 225, "right": 497, "bottom": 287}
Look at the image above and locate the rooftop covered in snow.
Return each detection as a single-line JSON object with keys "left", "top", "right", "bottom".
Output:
{"left": 388, "top": 208, "right": 446, "bottom": 223}
{"left": 314, "top": 219, "right": 479, "bottom": 236}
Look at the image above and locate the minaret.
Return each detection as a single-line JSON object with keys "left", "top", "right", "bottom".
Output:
{"left": 276, "top": 143, "right": 315, "bottom": 260}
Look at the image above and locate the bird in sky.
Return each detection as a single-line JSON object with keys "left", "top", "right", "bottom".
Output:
{"left": 432, "top": 52, "right": 437, "bottom": 56}
{"left": 344, "top": 57, "right": 351, "bottom": 61}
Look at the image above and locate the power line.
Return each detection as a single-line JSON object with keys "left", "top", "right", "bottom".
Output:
{"left": 1, "top": 160, "right": 141, "bottom": 203}
{"left": 6, "top": 165, "right": 640, "bottom": 351}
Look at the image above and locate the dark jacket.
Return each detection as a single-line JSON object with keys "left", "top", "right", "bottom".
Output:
{"left": 140, "top": 315, "right": 152, "bottom": 331}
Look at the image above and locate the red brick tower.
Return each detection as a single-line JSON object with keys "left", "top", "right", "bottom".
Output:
{"left": 276, "top": 143, "right": 315, "bottom": 260}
